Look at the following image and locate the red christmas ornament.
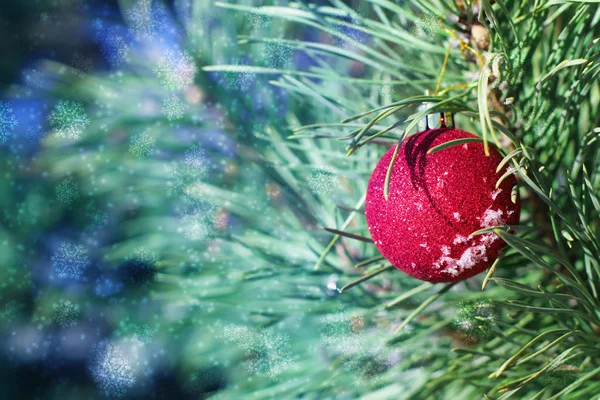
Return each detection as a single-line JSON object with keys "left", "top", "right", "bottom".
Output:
{"left": 365, "top": 126, "right": 520, "bottom": 283}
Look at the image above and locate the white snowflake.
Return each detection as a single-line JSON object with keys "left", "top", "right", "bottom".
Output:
{"left": 166, "top": 146, "right": 208, "bottom": 196}
{"left": 94, "top": 24, "right": 130, "bottom": 66}
{"left": 161, "top": 96, "right": 187, "bottom": 120}
{"left": 225, "top": 66, "right": 255, "bottom": 92}
{"left": 51, "top": 242, "right": 90, "bottom": 280}
{"left": 125, "top": 0, "right": 166, "bottom": 39}
{"left": 53, "top": 300, "right": 80, "bottom": 328}
{"left": 154, "top": 50, "right": 196, "bottom": 91}
{"left": 412, "top": 14, "right": 439, "bottom": 38}
{"left": 86, "top": 202, "right": 109, "bottom": 229}
{"left": 263, "top": 36, "right": 293, "bottom": 69}
{"left": 129, "top": 129, "right": 155, "bottom": 158}
{"left": 48, "top": 100, "right": 90, "bottom": 139}
{"left": 224, "top": 324, "right": 294, "bottom": 380}
{"left": 177, "top": 206, "right": 212, "bottom": 241}
{"left": 89, "top": 341, "right": 137, "bottom": 399}
{"left": 307, "top": 166, "right": 339, "bottom": 196}
{"left": 183, "top": 145, "right": 206, "bottom": 170}
{"left": 56, "top": 177, "right": 80, "bottom": 205}
{"left": 249, "top": 10, "right": 271, "bottom": 29}
{"left": 105, "top": 35, "right": 130, "bottom": 66}
{"left": 133, "top": 325, "right": 154, "bottom": 344}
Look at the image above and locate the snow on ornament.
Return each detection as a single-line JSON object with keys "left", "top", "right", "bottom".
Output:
{"left": 365, "top": 113, "right": 520, "bottom": 283}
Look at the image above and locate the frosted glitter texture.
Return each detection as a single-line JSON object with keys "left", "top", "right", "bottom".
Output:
{"left": 365, "top": 128, "right": 520, "bottom": 283}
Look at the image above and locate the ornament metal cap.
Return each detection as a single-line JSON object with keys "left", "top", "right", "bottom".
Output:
{"left": 417, "top": 109, "right": 454, "bottom": 131}
{"left": 417, "top": 90, "right": 455, "bottom": 131}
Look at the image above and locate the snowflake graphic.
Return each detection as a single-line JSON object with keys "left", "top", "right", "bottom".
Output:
{"left": 225, "top": 66, "right": 255, "bottom": 92}
{"left": 16, "top": 201, "right": 40, "bottom": 226}
{"left": 161, "top": 95, "right": 187, "bottom": 120}
{"left": 252, "top": 123, "right": 266, "bottom": 138}
{"left": 70, "top": 52, "right": 93, "bottom": 79}
{"left": 22, "top": 68, "right": 48, "bottom": 89}
{"left": 2, "top": 300, "right": 25, "bottom": 322}
{"left": 85, "top": 202, "right": 109, "bottom": 229}
{"left": 264, "top": 36, "right": 293, "bottom": 69}
{"left": 56, "top": 177, "right": 80, "bottom": 205}
{"left": 154, "top": 50, "right": 196, "bottom": 91}
{"left": 53, "top": 300, "right": 80, "bottom": 328}
{"left": 48, "top": 100, "right": 90, "bottom": 139}
{"left": 307, "top": 166, "right": 339, "bottom": 196}
{"left": 0, "top": 102, "right": 18, "bottom": 143}
{"left": 224, "top": 324, "right": 294, "bottom": 380}
{"left": 177, "top": 206, "right": 212, "bottom": 241}
{"left": 166, "top": 146, "right": 208, "bottom": 196}
{"left": 319, "top": 310, "right": 391, "bottom": 387}
{"left": 51, "top": 242, "right": 90, "bottom": 281}
{"left": 91, "top": 210, "right": 109, "bottom": 229}
{"left": 134, "top": 325, "right": 154, "bottom": 344}
{"left": 129, "top": 129, "right": 155, "bottom": 159}
{"left": 249, "top": 10, "right": 271, "bottom": 29}
{"left": 379, "top": 82, "right": 394, "bottom": 98}
{"left": 412, "top": 14, "right": 440, "bottom": 38}
{"left": 125, "top": 0, "right": 167, "bottom": 40}
{"left": 183, "top": 145, "right": 207, "bottom": 170}
{"left": 89, "top": 341, "right": 136, "bottom": 399}
{"left": 94, "top": 24, "right": 130, "bottom": 66}
{"left": 25, "top": 124, "right": 44, "bottom": 144}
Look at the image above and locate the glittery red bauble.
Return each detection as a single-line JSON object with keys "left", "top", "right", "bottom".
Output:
{"left": 365, "top": 128, "right": 520, "bottom": 283}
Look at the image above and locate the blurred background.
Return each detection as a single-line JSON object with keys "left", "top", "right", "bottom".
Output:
{"left": 0, "top": 1, "right": 265, "bottom": 398}
{"left": 0, "top": 1, "right": 360, "bottom": 398}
